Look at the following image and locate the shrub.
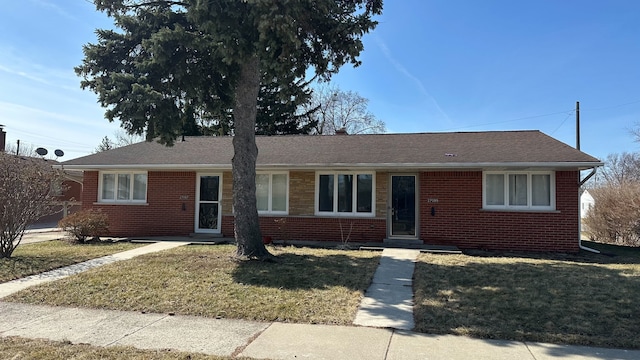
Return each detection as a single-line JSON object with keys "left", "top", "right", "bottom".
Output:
{"left": 58, "top": 210, "right": 109, "bottom": 243}
{"left": 584, "top": 184, "right": 640, "bottom": 246}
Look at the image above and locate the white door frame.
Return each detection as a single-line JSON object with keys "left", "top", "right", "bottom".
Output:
{"left": 195, "top": 173, "right": 222, "bottom": 234}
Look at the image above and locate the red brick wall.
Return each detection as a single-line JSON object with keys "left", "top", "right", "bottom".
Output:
{"left": 222, "top": 215, "right": 386, "bottom": 243}
{"left": 82, "top": 169, "right": 581, "bottom": 251}
{"left": 419, "top": 171, "right": 579, "bottom": 252}
{"left": 83, "top": 171, "right": 196, "bottom": 236}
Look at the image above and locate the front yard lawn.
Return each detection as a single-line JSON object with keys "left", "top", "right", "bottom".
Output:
{"left": 5, "top": 245, "right": 380, "bottom": 325}
{"left": 7, "top": 240, "right": 637, "bottom": 349}
{"left": 413, "top": 241, "right": 640, "bottom": 349}
{"left": 0, "top": 240, "right": 143, "bottom": 283}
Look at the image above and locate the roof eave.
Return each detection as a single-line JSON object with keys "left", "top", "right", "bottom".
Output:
{"left": 57, "top": 161, "right": 603, "bottom": 171}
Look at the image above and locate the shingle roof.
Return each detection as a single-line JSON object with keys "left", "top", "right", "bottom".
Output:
{"left": 61, "top": 131, "right": 602, "bottom": 170}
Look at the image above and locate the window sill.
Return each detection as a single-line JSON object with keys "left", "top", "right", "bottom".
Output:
{"left": 480, "top": 208, "right": 559, "bottom": 214}
{"left": 314, "top": 212, "right": 376, "bottom": 218}
{"left": 94, "top": 202, "right": 149, "bottom": 206}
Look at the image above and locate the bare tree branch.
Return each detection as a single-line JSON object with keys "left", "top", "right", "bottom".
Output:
{"left": 302, "top": 84, "right": 386, "bottom": 135}
{"left": 0, "top": 153, "right": 59, "bottom": 258}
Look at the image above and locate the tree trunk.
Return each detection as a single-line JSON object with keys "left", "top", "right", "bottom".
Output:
{"left": 232, "top": 56, "right": 271, "bottom": 259}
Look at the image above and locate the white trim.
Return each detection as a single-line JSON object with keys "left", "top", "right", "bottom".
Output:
{"left": 483, "top": 171, "right": 556, "bottom": 211}
{"left": 256, "top": 171, "right": 289, "bottom": 215}
{"left": 97, "top": 171, "right": 148, "bottom": 204}
{"left": 93, "top": 202, "right": 149, "bottom": 206}
{"left": 195, "top": 173, "right": 222, "bottom": 234}
{"left": 58, "top": 161, "right": 603, "bottom": 171}
{"left": 314, "top": 171, "right": 376, "bottom": 217}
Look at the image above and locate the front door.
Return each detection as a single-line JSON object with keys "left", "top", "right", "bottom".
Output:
{"left": 389, "top": 175, "right": 417, "bottom": 238}
{"left": 196, "top": 174, "right": 222, "bottom": 233}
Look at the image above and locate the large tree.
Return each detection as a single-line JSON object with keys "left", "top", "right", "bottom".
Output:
{"left": 80, "top": 0, "right": 383, "bottom": 259}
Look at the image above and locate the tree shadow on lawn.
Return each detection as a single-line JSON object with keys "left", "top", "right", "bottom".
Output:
{"left": 231, "top": 250, "right": 380, "bottom": 291}
{"left": 413, "top": 258, "right": 640, "bottom": 349}
{"left": 463, "top": 242, "right": 640, "bottom": 265}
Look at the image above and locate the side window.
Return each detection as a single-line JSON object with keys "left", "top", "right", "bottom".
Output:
{"left": 483, "top": 171, "right": 554, "bottom": 210}
{"left": 99, "top": 172, "right": 147, "bottom": 203}
{"left": 256, "top": 172, "right": 288, "bottom": 214}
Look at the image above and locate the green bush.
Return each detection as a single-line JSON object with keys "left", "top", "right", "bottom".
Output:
{"left": 58, "top": 210, "right": 109, "bottom": 243}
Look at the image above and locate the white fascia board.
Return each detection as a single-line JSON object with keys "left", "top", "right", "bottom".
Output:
{"left": 258, "top": 162, "right": 604, "bottom": 171}
{"left": 56, "top": 164, "right": 232, "bottom": 171}
{"left": 57, "top": 161, "right": 603, "bottom": 171}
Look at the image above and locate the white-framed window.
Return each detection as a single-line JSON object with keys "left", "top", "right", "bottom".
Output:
{"left": 99, "top": 171, "right": 147, "bottom": 203}
{"left": 256, "top": 172, "right": 288, "bottom": 214}
{"left": 315, "top": 171, "right": 375, "bottom": 216}
{"left": 483, "top": 171, "right": 555, "bottom": 210}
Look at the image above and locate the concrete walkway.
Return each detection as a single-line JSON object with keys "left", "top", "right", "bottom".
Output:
{"left": 353, "top": 248, "right": 418, "bottom": 330}
{"left": 20, "top": 228, "right": 65, "bottom": 244}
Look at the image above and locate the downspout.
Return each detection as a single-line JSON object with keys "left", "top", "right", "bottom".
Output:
{"left": 578, "top": 168, "right": 599, "bottom": 253}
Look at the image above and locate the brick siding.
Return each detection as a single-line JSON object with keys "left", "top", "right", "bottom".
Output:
{"left": 222, "top": 215, "right": 386, "bottom": 243}
{"left": 419, "top": 170, "right": 579, "bottom": 252}
{"left": 82, "top": 169, "right": 581, "bottom": 251}
{"left": 83, "top": 171, "right": 196, "bottom": 236}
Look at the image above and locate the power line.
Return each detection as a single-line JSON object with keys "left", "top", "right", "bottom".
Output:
{"left": 550, "top": 111, "right": 575, "bottom": 135}
{"left": 6, "top": 127, "right": 97, "bottom": 149}
{"left": 440, "top": 98, "right": 640, "bottom": 133}
{"left": 441, "top": 109, "right": 574, "bottom": 131}
{"left": 581, "top": 99, "right": 640, "bottom": 112}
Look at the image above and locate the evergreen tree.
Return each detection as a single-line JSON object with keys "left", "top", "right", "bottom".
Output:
{"left": 78, "top": 0, "right": 383, "bottom": 259}
{"left": 94, "top": 136, "right": 114, "bottom": 153}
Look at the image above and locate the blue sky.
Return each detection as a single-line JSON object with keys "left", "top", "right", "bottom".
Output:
{"left": 1, "top": 0, "right": 639, "bottom": 160}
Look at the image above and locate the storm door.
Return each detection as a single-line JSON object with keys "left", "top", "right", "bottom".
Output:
{"left": 389, "top": 175, "right": 417, "bottom": 238}
{"left": 196, "top": 174, "right": 221, "bottom": 233}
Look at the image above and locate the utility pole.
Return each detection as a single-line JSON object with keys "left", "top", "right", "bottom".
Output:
{"left": 576, "top": 101, "right": 580, "bottom": 151}
{"left": 16, "top": 139, "right": 20, "bottom": 156}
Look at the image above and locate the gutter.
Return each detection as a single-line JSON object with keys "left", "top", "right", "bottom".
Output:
{"left": 578, "top": 167, "right": 600, "bottom": 254}
{"left": 55, "top": 161, "right": 604, "bottom": 172}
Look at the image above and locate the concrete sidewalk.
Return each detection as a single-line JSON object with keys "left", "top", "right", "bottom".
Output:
{"left": 1, "top": 302, "right": 638, "bottom": 359}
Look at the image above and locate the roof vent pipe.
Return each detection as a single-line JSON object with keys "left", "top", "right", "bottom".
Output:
{"left": 335, "top": 127, "right": 348, "bottom": 135}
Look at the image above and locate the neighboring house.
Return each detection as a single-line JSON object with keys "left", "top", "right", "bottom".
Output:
{"left": 580, "top": 189, "right": 595, "bottom": 218}
{"left": 1, "top": 126, "right": 83, "bottom": 227}
{"left": 60, "top": 130, "right": 602, "bottom": 252}
{"left": 31, "top": 160, "right": 84, "bottom": 228}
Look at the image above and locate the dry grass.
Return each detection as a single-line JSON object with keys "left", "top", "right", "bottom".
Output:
{"left": 0, "top": 336, "right": 234, "bottom": 359}
{"left": 6, "top": 245, "right": 380, "bottom": 325}
{"left": 0, "top": 240, "right": 143, "bottom": 283}
{"left": 413, "top": 241, "right": 640, "bottom": 349}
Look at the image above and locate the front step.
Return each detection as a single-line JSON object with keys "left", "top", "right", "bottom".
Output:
{"left": 361, "top": 239, "right": 462, "bottom": 254}
{"left": 360, "top": 245, "right": 462, "bottom": 254}
{"left": 189, "top": 233, "right": 224, "bottom": 238}
{"left": 383, "top": 238, "right": 423, "bottom": 247}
